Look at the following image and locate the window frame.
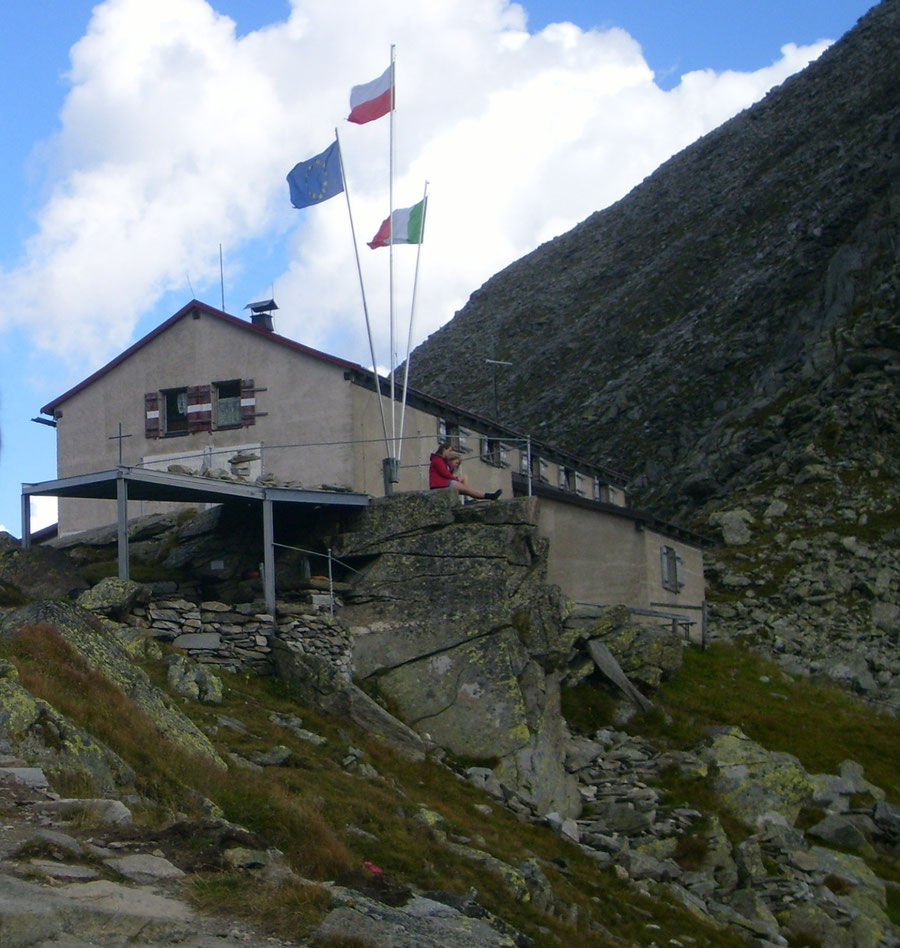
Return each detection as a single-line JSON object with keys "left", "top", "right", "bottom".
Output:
{"left": 214, "top": 379, "right": 243, "bottom": 429}
{"left": 660, "top": 545, "right": 685, "bottom": 592}
{"left": 162, "top": 387, "right": 189, "bottom": 436}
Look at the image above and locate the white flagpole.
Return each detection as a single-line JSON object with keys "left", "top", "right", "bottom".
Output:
{"left": 335, "top": 128, "right": 390, "bottom": 455}
{"left": 398, "top": 182, "right": 428, "bottom": 451}
{"left": 388, "top": 45, "right": 397, "bottom": 456}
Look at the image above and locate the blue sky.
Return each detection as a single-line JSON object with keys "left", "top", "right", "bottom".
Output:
{"left": 0, "top": 0, "right": 875, "bottom": 535}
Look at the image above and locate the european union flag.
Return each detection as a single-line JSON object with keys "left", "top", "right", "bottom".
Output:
{"left": 287, "top": 140, "right": 344, "bottom": 209}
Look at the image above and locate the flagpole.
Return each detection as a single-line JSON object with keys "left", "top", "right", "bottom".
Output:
{"left": 398, "top": 182, "right": 428, "bottom": 451}
{"left": 388, "top": 45, "right": 397, "bottom": 457}
{"left": 335, "top": 127, "right": 390, "bottom": 456}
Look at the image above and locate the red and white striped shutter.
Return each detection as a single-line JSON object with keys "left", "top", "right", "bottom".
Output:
{"left": 144, "top": 392, "right": 160, "bottom": 439}
{"left": 241, "top": 378, "right": 256, "bottom": 427}
{"left": 187, "top": 384, "right": 212, "bottom": 433}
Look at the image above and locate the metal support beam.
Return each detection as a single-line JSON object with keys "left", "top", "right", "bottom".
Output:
{"left": 116, "top": 470, "right": 130, "bottom": 580}
{"left": 262, "top": 497, "right": 276, "bottom": 619}
{"left": 21, "top": 494, "right": 31, "bottom": 549}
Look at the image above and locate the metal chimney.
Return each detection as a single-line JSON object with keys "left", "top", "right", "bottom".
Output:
{"left": 244, "top": 299, "right": 278, "bottom": 332}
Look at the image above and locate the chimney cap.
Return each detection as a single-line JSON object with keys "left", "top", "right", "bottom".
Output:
{"left": 244, "top": 299, "right": 279, "bottom": 314}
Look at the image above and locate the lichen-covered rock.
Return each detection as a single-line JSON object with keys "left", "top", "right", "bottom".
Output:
{"left": 0, "top": 660, "right": 136, "bottom": 793}
{"left": 336, "top": 493, "right": 579, "bottom": 816}
{"left": 0, "top": 601, "right": 223, "bottom": 767}
{"left": 166, "top": 655, "right": 224, "bottom": 704}
{"left": 76, "top": 577, "right": 149, "bottom": 619}
{"left": 708, "top": 509, "right": 754, "bottom": 546}
{"left": 701, "top": 726, "right": 813, "bottom": 825}
{"left": 587, "top": 613, "right": 683, "bottom": 688}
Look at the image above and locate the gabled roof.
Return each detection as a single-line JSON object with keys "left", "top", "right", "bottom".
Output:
{"left": 41, "top": 299, "right": 364, "bottom": 415}
{"left": 41, "top": 298, "right": 628, "bottom": 487}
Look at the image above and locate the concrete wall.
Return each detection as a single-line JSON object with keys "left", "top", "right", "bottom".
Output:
{"left": 535, "top": 495, "right": 704, "bottom": 618}
{"left": 55, "top": 311, "right": 356, "bottom": 534}
{"left": 349, "top": 384, "right": 513, "bottom": 499}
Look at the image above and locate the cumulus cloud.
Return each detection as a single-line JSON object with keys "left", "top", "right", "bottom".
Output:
{"left": 0, "top": 0, "right": 830, "bottom": 372}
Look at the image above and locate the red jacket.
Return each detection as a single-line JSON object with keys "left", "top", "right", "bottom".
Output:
{"left": 429, "top": 452, "right": 458, "bottom": 489}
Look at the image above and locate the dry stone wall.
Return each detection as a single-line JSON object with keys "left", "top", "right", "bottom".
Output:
{"left": 132, "top": 597, "right": 352, "bottom": 680}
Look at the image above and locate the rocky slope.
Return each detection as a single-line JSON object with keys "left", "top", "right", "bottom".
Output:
{"left": 1, "top": 500, "right": 898, "bottom": 946}
{"left": 407, "top": 0, "right": 899, "bottom": 709}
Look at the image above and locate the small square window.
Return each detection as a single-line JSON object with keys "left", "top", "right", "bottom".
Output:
{"left": 215, "top": 380, "right": 242, "bottom": 427}
{"left": 437, "top": 419, "right": 471, "bottom": 453}
{"left": 481, "top": 437, "right": 510, "bottom": 467}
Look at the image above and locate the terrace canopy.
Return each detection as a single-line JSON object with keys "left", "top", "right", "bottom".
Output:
{"left": 21, "top": 466, "right": 369, "bottom": 617}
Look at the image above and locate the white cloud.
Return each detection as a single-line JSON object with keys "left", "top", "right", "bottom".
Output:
{"left": 0, "top": 0, "right": 831, "bottom": 372}
{"left": 30, "top": 496, "right": 59, "bottom": 532}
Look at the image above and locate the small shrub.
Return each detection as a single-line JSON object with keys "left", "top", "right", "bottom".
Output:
{"left": 672, "top": 834, "right": 709, "bottom": 871}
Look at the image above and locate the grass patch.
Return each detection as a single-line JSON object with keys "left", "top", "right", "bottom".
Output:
{"left": 79, "top": 559, "right": 185, "bottom": 585}
{"left": 624, "top": 642, "right": 900, "bottom": 802}
{"left": 560, "top": 680, "right": 618, "bottom": 734}
{"left": 189, "top": 873, "right": 333, "bottom": 940}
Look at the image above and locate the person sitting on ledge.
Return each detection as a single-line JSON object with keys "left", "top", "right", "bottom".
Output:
{"left": 429, "top": 442, "right": 502, "bottom": 501}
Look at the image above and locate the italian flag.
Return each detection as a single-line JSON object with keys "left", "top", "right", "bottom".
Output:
{"left": 367, "top": 198, "right": 427, "bottom": 249}
{"left": 348, "top": 65, "right": 393, "bottom": 125}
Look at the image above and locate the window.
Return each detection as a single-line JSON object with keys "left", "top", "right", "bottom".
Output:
{"left": 533, "top": 456, "right": 549, "bottom": 483}
{"left": 215, "top": 380, "right": 242, "bottom": 427}
{"left": 145, "top": 379, "right": 260, "bottom": 440}
{"left": 574, "top": 472, "right": 587, "bottom": 496}
{"left": 163, "top": 388, "right": 189, "bottom": 435}
{"left": 558, "top": 466, "right": 575, "bottom": 491}
{"left": 660, "top": 545, "right": 684, "bottom": 592}
{"left": 437, "top": 419, "right": 471, "bottom": 453}
{"left": 481, "top": 437, "right": 510, "bottom": 467}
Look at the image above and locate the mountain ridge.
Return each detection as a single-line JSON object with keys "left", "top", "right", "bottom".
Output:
{"left": 407, "top": 0, "right": 898, "bottom": 521}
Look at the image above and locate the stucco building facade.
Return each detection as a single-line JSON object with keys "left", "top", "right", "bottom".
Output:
{"left": 39, "top": 300, "right": 705, "bottom": 626}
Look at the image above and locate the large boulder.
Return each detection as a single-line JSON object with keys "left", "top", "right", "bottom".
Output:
{"left": 700, "top": 726, "right": 813, "bottom": 825}
{"left": 577, "top": 605, "right": 683, "bottom": 688}
{"left": 76, "top": 577, "right": 150, "bottom": 619}
{"left": 0, "top": 542, "right": 88, "bottom": 602}
{"left": 335, "top": 493, "right": 581, "bottom": 817}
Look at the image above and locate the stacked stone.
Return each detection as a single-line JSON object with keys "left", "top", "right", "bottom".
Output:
{"left": 565, "top": 730, "right": 702, "bottom": 867}
{"left": 275, "top": 607, "right": 353, "bottom": 682}
{"left": 553, "top": 726, "right": 898, "bottom": 945}
{"left": 129, "top": 597, "right": 352, "bottom": 678}
{"left": 131, "top": 598, "right": 275, "bottom": 674}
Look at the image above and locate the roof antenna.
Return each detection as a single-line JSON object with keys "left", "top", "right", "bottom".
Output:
{"left": 186, "top": 272, "right": 194, "bottom": 298}
{"left": 219, "top": 243, "right": 225, "bottom": 312}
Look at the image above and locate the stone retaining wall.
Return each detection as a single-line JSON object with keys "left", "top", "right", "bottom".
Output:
{"left": 131, "top": 597, "right": 351, "bottom": 678}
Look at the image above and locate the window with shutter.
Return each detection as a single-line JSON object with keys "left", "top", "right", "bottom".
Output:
{"left": 144, "top": 392, "right": 160, "bottom": 439}
{"left": 162, "top": 388, "right": 189, "bottom": 435}
{"left": 214, "top": 380, "right": 242, "bottom": 427}
{"left": 240, "top": 378, "right": 256, "bottom": 427}
{"left": 187, "top": 384, "right": 212, "bottom": 433}
{"left": 660, "top": 546, "right": 684, "bottom": 592}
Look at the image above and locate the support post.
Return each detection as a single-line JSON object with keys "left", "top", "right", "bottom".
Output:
{"left": 262, "top": 497, "right": 276, "bottom": 619}
{"left": 382, "top": 456, "right": 399, "bottom": 496}
{"left": 526, "top": 436, "right": 533, "bottom": 497}
{"left": 116, "top": 471, "right": 130, "bottom": 580}
{"left": 21, "top": 493, "right": 32, "bottom": 549}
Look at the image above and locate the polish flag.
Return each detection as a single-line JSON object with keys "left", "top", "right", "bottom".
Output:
{"left": 348, "top": 65, "right": 393, "bottom": 125}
